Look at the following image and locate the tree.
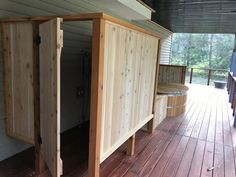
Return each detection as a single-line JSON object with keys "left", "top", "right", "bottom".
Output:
{"left": 171, "top": 33, "right": 234, "bottom": 70}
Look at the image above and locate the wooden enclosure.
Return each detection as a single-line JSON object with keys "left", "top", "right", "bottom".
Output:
{"left": 158, "top": 64, "right": 186, "bottom": 84}
{"left": 101, "top": 21, "right": 159, "bottom": 162}
{"left": 1, "top": 13, "right": 160, "bottom": 177}
{"left": 2, "top": 22, "right": 35, "bottom": 144}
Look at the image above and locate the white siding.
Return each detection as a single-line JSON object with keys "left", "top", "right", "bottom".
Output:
{"left": 159, "top": 35, "right": 172, "bottom": 64}
{"left": 132, "top": 20, "right": 173, "bottom": 64}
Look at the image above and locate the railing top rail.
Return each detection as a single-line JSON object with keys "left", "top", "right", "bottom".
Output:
{"left": 187, "top": 67, "right": 229, "bottom": 72}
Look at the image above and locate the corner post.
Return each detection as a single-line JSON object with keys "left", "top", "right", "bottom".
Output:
{"left": 88, "top": 18, "right": 105, "bottom": 177}
{"left": 147, "top": 39, "right": 161, "bottom": 134}
{"left": 32, "top": 22, "right": 47, "bottom": 176}
{"left": 126, "top": 134, "right": 136, "bottom": 156}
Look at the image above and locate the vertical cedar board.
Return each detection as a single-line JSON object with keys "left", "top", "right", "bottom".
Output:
{"left": 88, "top": 18, "right": 105, "bottom": 177}
{"left": 1, "top": 22, "right": 34, "bottom": 144}
{"left": 39, "top": 18, "right": 63, "bottom": 177}
{"left": 100, "top": 21, "right": 159, "bottom": 162}
{"left": 32, "top": 22, "right": 47, "bottom": 174}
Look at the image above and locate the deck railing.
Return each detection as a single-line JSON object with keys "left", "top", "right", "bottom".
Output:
{"left": 188, "top": 67, "right": 229, "bottom": 85}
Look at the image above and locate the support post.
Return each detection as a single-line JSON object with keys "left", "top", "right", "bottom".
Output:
{"left": 126, "top": 134, "right": 136, "bottom": 156}
{"left": 181, "top": 66, "right": 187, "bottom": 84}
{"left": 207, "top": 69, "right": 212, "bottom": 86}
{"left": 148, "top": 39, "right": 161, "bottom": 134}
{"left": 189, "top": 68, "right": 193, "bottom": 84}
{"left": 88, "top": 18, "right": 105, "bottom": 177}
{"left": 33, "top": 22, "right": 47, "bottom": 176}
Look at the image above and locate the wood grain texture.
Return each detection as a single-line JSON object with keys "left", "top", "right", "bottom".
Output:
{"left": 153, "top": 95, "right": 168, "bottom": 128}
{"left": 88, "top": 18, "right": 105, "bottom": 177}
{"left": 2, "top": 22, "right": 34, "bottom": 144}
{"left": 32, "top": 22, "right": 47, "bottom": 175}
{"left": 39, "top": 18, "right": 63, "bottom": 177}
{"left": 167, "top": 95, "right": 187, "bottom": 117}
{"left": 158, "top": 64, "right": 187, "bottom": 84}
{"left": 100, "top": 21, "right": 159, "bottom": 163}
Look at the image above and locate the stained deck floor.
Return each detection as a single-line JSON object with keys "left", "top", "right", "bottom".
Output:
{"left": 0, "top": 84, "right": 236, "bottom": 177}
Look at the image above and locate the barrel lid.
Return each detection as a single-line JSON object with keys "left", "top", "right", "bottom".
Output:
{"left": 157, "top": 83, "right": 189, "bottom": 96}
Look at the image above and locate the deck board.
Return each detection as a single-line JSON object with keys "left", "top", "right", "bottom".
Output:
{"left": 0, "top": 84, "right": 236, "bottom": 177}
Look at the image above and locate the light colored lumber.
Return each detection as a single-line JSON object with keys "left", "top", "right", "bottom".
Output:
{"left": 100, "top": 20, "right": 159, "bottom": 163}
{"left": 147, "top": 39, "right": 161, "bottom": 134}
{"left": 126, "top": 134, "right": 136, "bottom": 156}
{"left": 2, "top": 22, "right": 34, "bottom": 144}
{"left": 88, "top": 18, "right": 105, "bottom": 177}
{"left": 39, "top": 18, "right": 63, "bottom": 177}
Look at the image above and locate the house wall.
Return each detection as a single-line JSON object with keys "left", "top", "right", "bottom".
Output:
{"left": 159, "top": 35, "right": 172, "bottom": 64}
{"left": 132, "top": 20, "right": 173, "bottom": 64}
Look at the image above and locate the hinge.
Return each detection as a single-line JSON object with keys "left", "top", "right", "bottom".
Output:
{"left": 37, "top": 135, "right": 42, "bottom": 145}
{"left": 35, "top": 35, "right": 41, "bottom": 45}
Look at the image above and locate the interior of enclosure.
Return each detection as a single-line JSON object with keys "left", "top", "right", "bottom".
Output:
{"left": 59, "top": 20, "right": 92, "bottom": 175}
{"left": 0, "top": 19, "right": 93, "bottom": 176}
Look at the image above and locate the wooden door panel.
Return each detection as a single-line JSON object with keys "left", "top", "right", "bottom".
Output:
{"left": 39, "top": 18, "right": 63, "bottom": 177}
{"left": 2, "top": 22, "right": 34, "bottom": 144}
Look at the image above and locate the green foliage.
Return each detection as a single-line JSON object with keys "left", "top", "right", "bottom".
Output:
{"left": 171, "top": 33, "right": 235, "bottom": 70}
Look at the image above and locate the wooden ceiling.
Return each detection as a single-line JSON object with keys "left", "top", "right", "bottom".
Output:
{"left": 144, "top": 0, "right": 236, "bottom": 33}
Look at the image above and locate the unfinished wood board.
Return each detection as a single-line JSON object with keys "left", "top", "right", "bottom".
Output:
{"left": 153, "top": 95, "right": 168, "bottom": 128}
{"left": 2, "top": 22, "right": 34, "bottom": 144}
{"left": 39, "top": 18, "right": 63, "bottom": 177}
{"left": 167, "top": 95, "right": 187, "bottom": 117}
{"left": 88, "top": 18, "right": 105, "bottom": 177}
{"left": 100, "top": 20, "right": 159, "bottom": 162}
{"left": 158, "top": 65, "right": 186, "bottom": 84}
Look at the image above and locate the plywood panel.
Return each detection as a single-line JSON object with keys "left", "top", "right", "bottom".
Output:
{"left": 39, "top": 18, "right": 63, "bottom": 177}
{"left": 100, "top": 21, "right": 159, "bottom": 162}
{"left": 2, "top": 22, "right": 34, "bottom": 144}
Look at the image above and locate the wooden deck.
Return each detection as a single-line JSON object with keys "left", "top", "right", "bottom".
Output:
{"left": 0, "top": 84, "right": 236, "bottom": 177}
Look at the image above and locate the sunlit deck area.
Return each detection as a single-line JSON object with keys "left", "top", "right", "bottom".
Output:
{"left": 0, "top": 84, "right": 236, "bottom": 177}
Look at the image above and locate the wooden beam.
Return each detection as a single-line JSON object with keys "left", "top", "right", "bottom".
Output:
{"left": 189, "top": 68, "right": 193, "bottom": 84}
{"left": 32, "top": 22, "right": 48, "bottom": 176}
{"left": 126, "top": 134, "right": 136, "bottom": 156}
{"left": 207, "top": 69, "right": 212, "bottom": 86}
{"left": 1, "top": 13, "right": 104, "bottom": 23}
{"left": 1, "top": 13, "right": 160, "bottom": 39}
{"left": 1, "top": 23, "right": 12, "bottom": 139}
{"left": 181, "top": 66, "right": 187, "bottom": 84}
{"left": 88, "top": 18, "right": 105, "bottom": 177}
{"left": 147, "top": 39, "right": 161, "bottom": 134}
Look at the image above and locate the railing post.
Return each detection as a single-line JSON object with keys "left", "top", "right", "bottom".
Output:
{"left": 189, "top": 68, "right": 193, "bottom": 84}
{"left": 207, "top": 69, "right": 212, "bottom": 86}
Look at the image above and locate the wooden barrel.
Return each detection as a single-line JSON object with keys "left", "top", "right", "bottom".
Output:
{"left": 158, "top": 83, "right": 188, "bottom": 117}
{"left": 166, "top": 94, "right": 187, "bottom": 117}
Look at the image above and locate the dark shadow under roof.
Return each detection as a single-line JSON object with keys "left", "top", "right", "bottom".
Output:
{"left": 145, "top": 0, "right": 236, "bottom": 33}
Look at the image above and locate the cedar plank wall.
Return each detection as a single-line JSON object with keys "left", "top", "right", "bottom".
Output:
{"left": 0, "top": 22, "right": 92, "bottom": 161}
{"left": 100, "top": 21, "right": 159, "bottom": 162}
{"left": 0, "top": 1, "right": 171, "bottom": 161}
{"left": 0, "top": 26, "right": 31, "bottom": 161}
